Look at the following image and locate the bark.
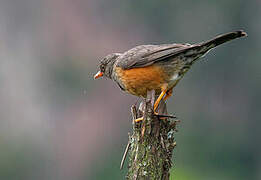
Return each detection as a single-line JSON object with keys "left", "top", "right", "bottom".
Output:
{"left": 126, "top": 90, "right": 178, "bottom": 180}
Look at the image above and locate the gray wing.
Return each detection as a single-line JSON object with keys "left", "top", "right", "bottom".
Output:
{"left": 116, "top": 31, "right": 247, "bottom": 70}
{"left": 115, "top": 43, "right": 193, "bottom": 69}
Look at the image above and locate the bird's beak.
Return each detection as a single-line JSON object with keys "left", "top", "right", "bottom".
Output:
{"left": 94, "top": 71, "right": 103, "bottom": 79}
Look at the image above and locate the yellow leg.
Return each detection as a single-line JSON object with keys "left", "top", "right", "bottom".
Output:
{"left": 164, "top": 89, "right": 173, "bottom": 101}
{"left": 154, "top": 89, "right": 168, "bottom": 112}
{"left": 135, "top": 88, "right": 170, "bottom": 123}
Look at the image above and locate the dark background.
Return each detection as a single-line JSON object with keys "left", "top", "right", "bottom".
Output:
{"left": 0, "top": 0, "right": 260, "bottom": 179}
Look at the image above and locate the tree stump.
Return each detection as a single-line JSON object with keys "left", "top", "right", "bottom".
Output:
{"left": 125, "top": 90, "right": 178, "bottom": 180}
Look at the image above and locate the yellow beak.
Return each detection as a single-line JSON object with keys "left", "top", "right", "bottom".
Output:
{"left": 94, "top": 71, "right": 103, "bottom": 79}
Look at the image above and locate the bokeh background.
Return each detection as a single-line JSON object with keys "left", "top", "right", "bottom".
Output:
{"left": 0, "top": 0, "right": 260, "bottom": 179}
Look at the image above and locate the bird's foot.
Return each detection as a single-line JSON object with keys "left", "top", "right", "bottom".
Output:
{"left": 134, "top": 112, "right": 175, "bottom": 123}
{"left": 154, "top": 112, "right": 176, "bottom": 119}
{"left": 134, "top": 117, "right": 143, "bottom": 123}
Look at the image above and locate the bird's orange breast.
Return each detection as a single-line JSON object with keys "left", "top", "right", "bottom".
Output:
{"left": 115, "top": 65, "right": 169, "bottom": 97}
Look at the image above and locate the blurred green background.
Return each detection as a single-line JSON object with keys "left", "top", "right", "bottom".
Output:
{"left": 0, "top": 0, "right": 260, "bottom": 179}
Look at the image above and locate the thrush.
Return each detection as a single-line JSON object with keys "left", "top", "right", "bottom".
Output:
{"left": 94, "top": 30, "right": 247, "bottom": 121}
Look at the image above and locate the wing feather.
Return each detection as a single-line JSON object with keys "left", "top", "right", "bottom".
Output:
{"left": 116, "top": 44, "right": 192, "bottom": 69}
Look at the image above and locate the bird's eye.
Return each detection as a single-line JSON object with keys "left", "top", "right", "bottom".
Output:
{"left": 100, "top": 65, "right": 105, "bottom": 72}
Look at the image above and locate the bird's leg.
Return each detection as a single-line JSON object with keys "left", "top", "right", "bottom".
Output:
{"left": 153, "top": 89, "right": 173, "bottom": 120}
{"left": 154, "top": 89, "right": 168, "bottom": 112}
{"left": 135, "top": 89, "right": 169, "bottom": 123}
{"left": 164, "top": 89, "right": 173, "bottom": 101}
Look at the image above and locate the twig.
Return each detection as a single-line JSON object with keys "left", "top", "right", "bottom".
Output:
{"left": 120, "top": 105, "right": 139, "bottom": 170}
{"left": 120, "top": 133, "right": 131, "bottom": 170}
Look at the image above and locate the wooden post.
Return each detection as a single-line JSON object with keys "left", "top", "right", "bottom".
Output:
{"left": 125, "top": 90, "right": 178, "bottom": 180}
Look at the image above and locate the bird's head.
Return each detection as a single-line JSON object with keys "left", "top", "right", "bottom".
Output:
{"left": 94, "top": 53, "right": 121, "bottom": 79}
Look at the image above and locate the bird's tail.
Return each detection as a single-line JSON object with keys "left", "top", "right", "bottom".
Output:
{"left": 198, "top": 30, "right": 247, "bottom": 50}
{"left": 177, "top": 30, "right": 247, "bottom": 60}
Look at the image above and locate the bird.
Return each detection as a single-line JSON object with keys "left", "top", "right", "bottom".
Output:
{"left": 94, "top": 30, "right": 247, "bottom": 121}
